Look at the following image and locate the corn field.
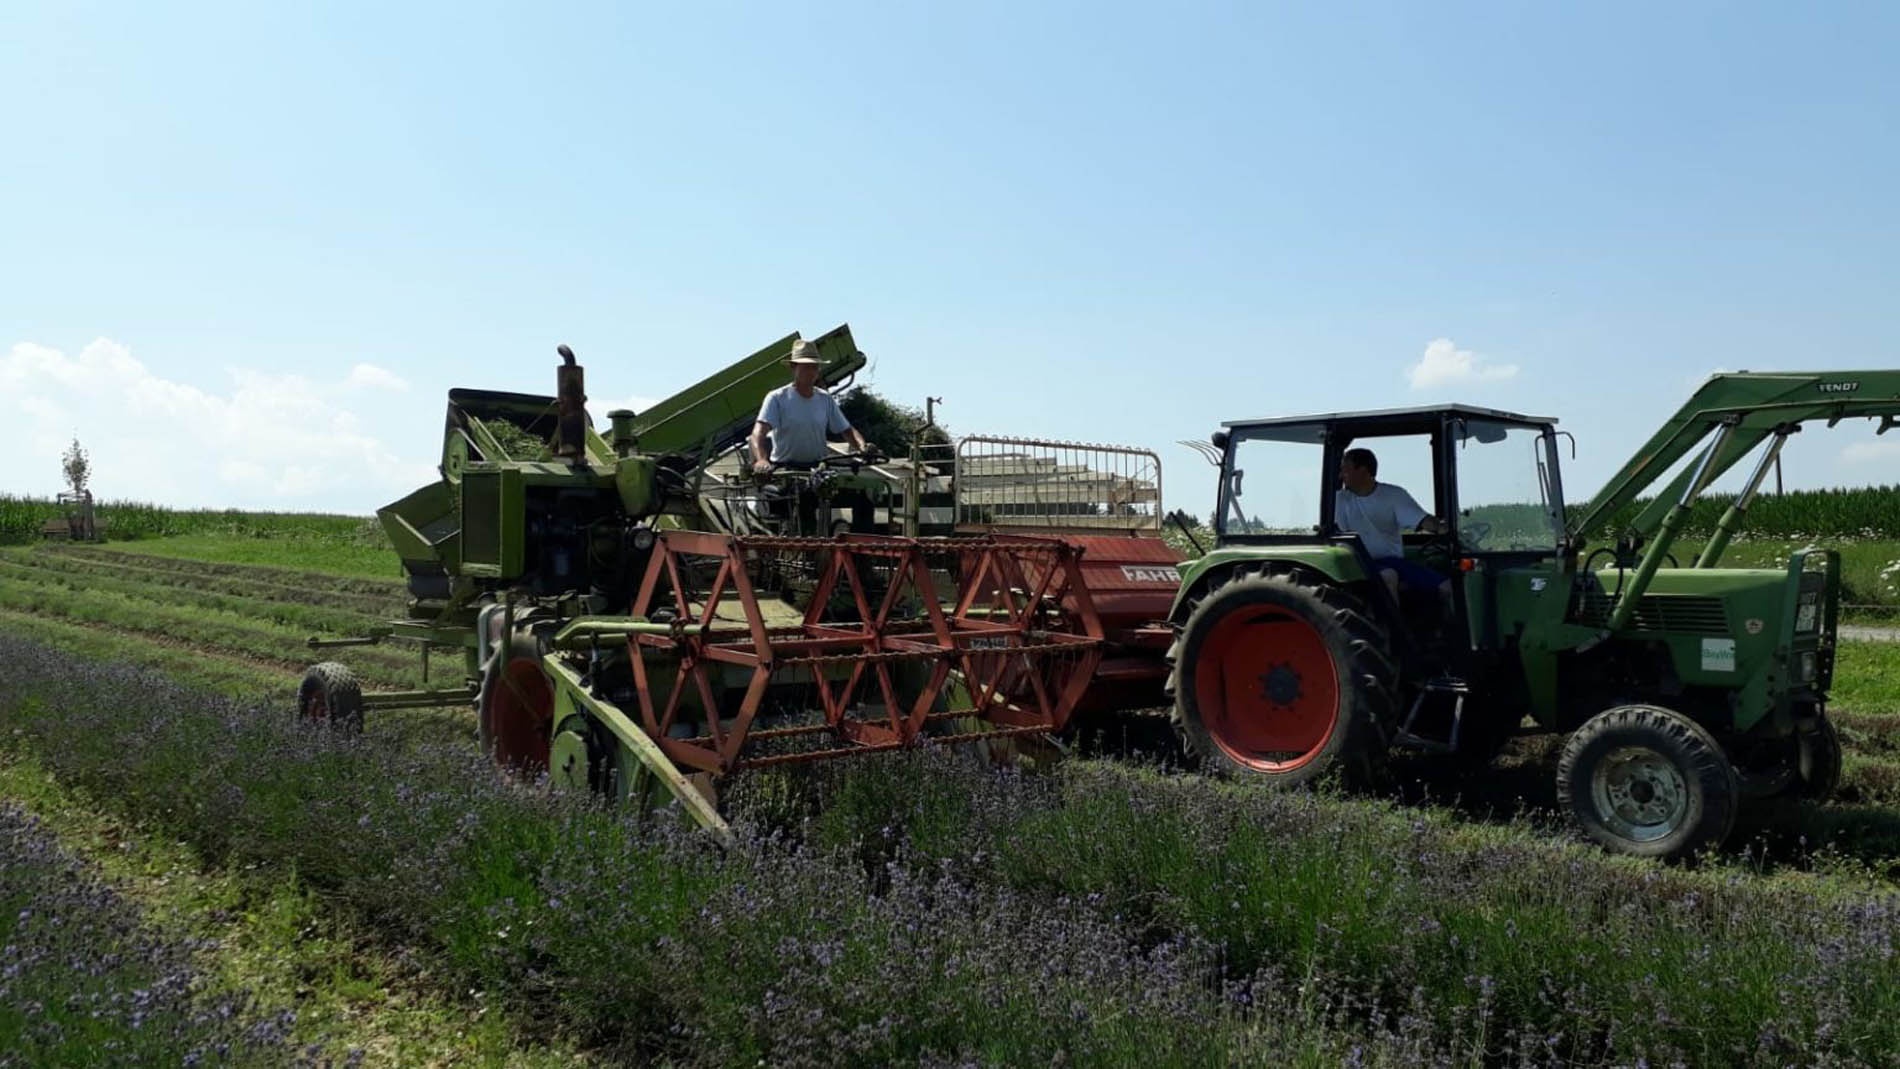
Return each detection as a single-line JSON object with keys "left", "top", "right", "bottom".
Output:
{"left": 0, "top": 494, "right": 375, "bottom": 546}
{"left": 1591, "top": 483, "right": 1900, "bottom": 540}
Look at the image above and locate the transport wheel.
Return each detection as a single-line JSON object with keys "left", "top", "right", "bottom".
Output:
{"left": 1170, "top": 572, "right": 1394, "bottom": 786}
{"left": 1557, "top": 704, "right": 1739, "bottom": 860}
{"left": 478, "top": 631, "right": 555, "bottom": 775}
{"left": 297, "top": 662, "right": 364, "bottom": 734}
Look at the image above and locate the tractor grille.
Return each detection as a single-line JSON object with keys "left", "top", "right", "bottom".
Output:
{"left": 1574, "top": 592, "right": 1731, "bottom": 634}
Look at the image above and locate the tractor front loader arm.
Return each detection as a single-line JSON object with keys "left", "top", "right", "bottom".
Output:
{"left": 1569, "top": 370, "right": 1900, "bottom": 549}
{"left": 1565, "top": 370, "right": 1899, "bottom": 638}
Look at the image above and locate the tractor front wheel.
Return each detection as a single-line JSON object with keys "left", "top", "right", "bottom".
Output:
{"left": 1557, "top": 704, "right": 1739, "bottom": 860}
{"left": 1170, "top": 572, "right": 1394, "bottom": 787}
{"left": 297, "top": 662, "right": 364, "bottom": 734}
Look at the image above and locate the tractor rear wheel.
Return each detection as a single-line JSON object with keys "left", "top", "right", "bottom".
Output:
{"left": 478, "top": 631, "right": 555, "bottom": 775}
{"left": 1170, "top": 572, "right": 1395, "bottom": 787}
{"left": 1557, "top": 704, "right": 1739, "bottom": 860}
{"left": 297, "top": 662, "right": 364, "bottom": 734}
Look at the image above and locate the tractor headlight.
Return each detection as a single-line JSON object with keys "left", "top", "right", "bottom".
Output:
{"left": 1798, "top": 651, "right": 1818, "bottom": 684}
{"left": 631, "top": 527, "right": 657, "bottom": 552}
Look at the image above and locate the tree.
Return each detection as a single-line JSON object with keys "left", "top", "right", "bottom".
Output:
{"left": 61, "top": 438, "right": 89, "bottom": 496}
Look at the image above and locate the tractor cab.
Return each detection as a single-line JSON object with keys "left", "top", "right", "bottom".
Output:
{"left": 1210, "top": 404, "right": 1566, "bottom": 663}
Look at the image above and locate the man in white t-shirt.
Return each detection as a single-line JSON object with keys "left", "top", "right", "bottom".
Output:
{"left": 1335, "top": 447, "right": 1451, "bottom": 601}
{"left": 750, "top": 338, "right": 868, "bottom": 473}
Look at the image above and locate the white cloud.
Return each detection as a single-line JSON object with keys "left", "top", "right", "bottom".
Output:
{"left": 1407, "top": 338, "right": 1519, "bottom": 390}
{"left": 344, "top": 362, "right": 409, "bottom": 392}
{"left": 2, "top": 338, "right": 436, "bottom": 511}
{"left": 1842, "top": 439, "right": 1900, "bottom": 464}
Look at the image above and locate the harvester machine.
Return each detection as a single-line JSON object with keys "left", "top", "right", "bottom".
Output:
{"left": 299, "top": 326, "right": 1182, "bottom": 838}
{"left": 1168, "top": 371, "right": 1900, "bottom": 858}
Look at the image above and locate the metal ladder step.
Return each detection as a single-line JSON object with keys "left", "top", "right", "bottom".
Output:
{"left": 1394, "top": 676, "right": 1469, "bottom": 754}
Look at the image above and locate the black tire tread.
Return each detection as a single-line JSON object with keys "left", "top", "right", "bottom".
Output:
{"left": 298, "top": 661, "right": 364, "bottom": 733}
{"left": 1167, "top": 568, "right": 1396, "bottom": 786}
{"left": 1555, "top": 704, "right": 1739, "bottom": 860}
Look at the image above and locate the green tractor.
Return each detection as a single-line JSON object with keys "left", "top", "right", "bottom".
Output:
{"left": 1168, "top": 373, "right": 1899, "bottom": 858}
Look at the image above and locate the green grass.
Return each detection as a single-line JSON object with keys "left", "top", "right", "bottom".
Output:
{"left": 38, "top": 542, "right": 404, "bottom": 593}
{"left": 99, "top": 533, "right": 405, "bottom": 581}
{"left": 0, "top": 557, "right": 386, "bottom": 637}
{"left": 0, "top": 572, "right": 423, "bottom": 686}
{"left": 1833, "top": 640, "right": 1900, "bottom": 716}
{"left": 4, "top": 546, "right": 399, "bottom": 613}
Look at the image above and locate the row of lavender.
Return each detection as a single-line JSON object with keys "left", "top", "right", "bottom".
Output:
{"left": 3, "top": 633, "right": 1899, "bottom": 1064}
{"left": 0, "top": 803, "right": 290, "bottom": 1066}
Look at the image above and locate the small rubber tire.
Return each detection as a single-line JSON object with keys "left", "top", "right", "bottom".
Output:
{"left": 1557, "top": 704, "right": 1739, "bottom": 860}
{"left": 297, "top": 662, "right": 365, "bottom": 734}
{"left": 1170, "top": 571, "right": 1395, "bottom": 787}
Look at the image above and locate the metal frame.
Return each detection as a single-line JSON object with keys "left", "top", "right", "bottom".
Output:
{"left": 953, "top": 435, "right": 1163, "bottom": 532}
{"left": 625, "top": 530, "right": 1104, "bottom": 774}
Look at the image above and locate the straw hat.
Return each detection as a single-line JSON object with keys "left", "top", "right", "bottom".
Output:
{"left": 787, "top": 338, "right": 822, "bottom": 366}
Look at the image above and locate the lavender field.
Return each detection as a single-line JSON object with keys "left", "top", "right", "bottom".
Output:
{"left": 3, "top": 538, "right": 1900, "bottom": 1064}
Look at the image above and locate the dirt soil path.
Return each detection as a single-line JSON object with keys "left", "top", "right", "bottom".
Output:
{"left": 1843, "top": 625, "right": 1900, "bottom": 642}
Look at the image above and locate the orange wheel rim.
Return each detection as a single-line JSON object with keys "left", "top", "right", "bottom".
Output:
{"left": 488, "top": 657, "right": 554, "bottom": 774}
{"left": 1192, "top": 607, "right": 1340, "bottom": 772}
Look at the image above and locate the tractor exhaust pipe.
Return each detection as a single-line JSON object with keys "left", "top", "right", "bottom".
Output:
{"left": 554, "top": 344, "right": 588, "bottom": 462}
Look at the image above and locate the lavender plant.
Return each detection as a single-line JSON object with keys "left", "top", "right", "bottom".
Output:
{"left": 6, "top": 633, "right": 1900, "bottom": 1065}
{"left": 0, "top": 803, "right": 290, "bottom": 1066}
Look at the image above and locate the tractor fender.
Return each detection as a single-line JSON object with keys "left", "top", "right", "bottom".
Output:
{"left": 1168, "top": 547, "right": 1367, "bottom": 627}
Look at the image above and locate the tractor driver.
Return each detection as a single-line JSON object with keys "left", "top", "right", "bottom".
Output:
{"left": 750, "top": 338, "right": 868, "bottom": 474}
{"left": 1336, "top": 447, "right": 1452, "bottom": 603}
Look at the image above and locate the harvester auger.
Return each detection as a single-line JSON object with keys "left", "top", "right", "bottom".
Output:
{"left": 1168, "top": 371, "right": 1900, "bottom": 859}
{"left": 299, "top": 325, "right": 1182, "bottom": 839}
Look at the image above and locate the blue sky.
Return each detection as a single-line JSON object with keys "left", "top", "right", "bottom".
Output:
{"left": 3, "top": 1, "right": 1897, "bottom": 517}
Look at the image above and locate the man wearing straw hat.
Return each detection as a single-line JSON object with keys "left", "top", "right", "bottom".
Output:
{"left": 749, "top": 337, "right": 867, "bottom": 475}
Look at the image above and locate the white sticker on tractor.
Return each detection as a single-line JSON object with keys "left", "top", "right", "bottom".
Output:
{"left": 1701, "top": 638, "right": 1737, "bottom": 673}
{"left": 1121, "top": 565, "right": 1182, "bottom": 583}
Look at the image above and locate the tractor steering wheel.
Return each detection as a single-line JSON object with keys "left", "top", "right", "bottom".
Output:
{"left": 1459, "top": 521, "right": 1492, "bottom": 550}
